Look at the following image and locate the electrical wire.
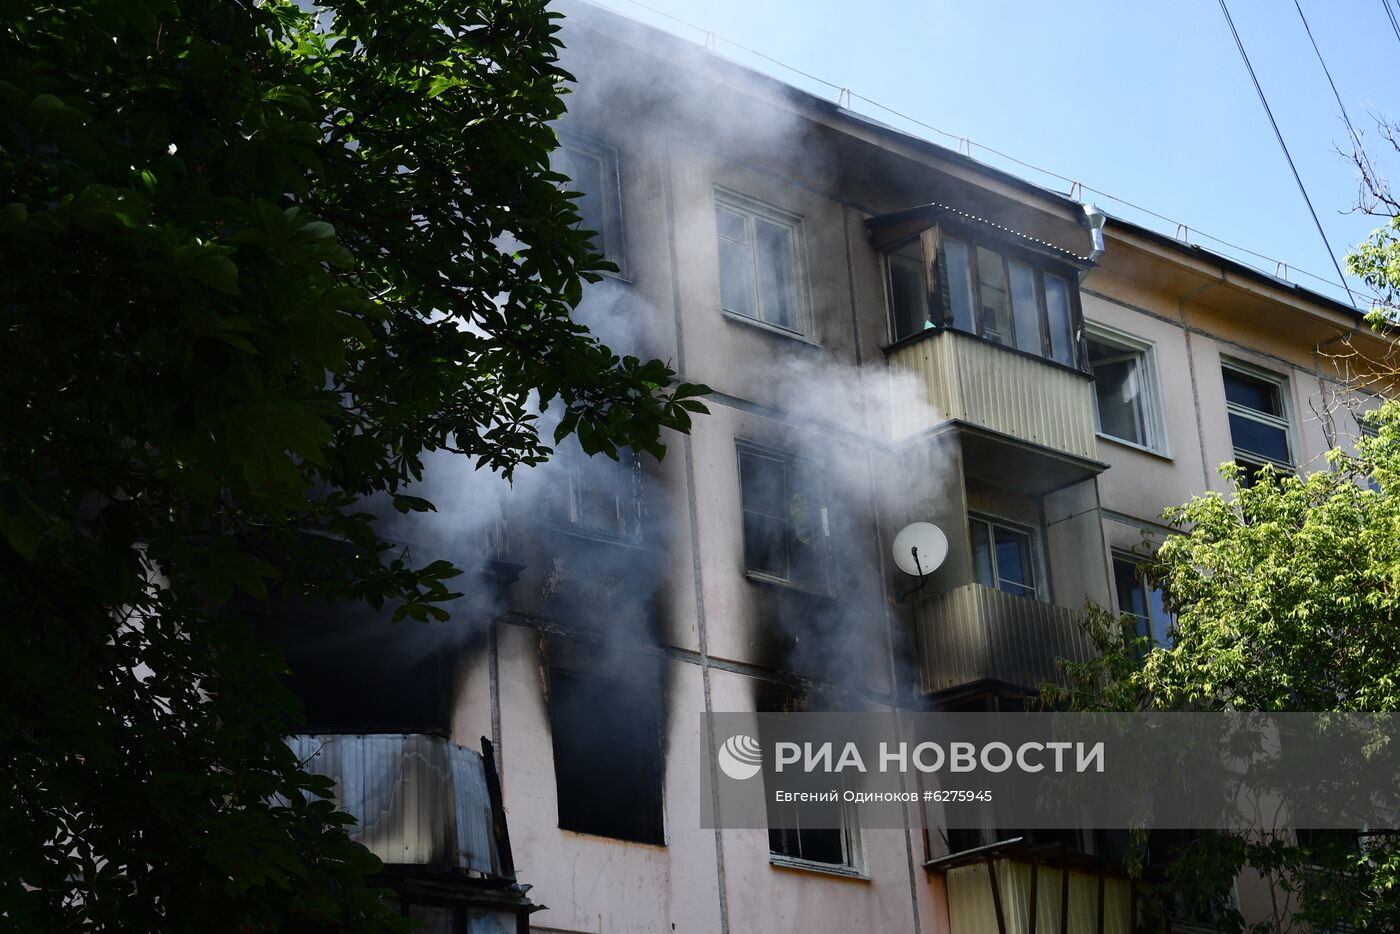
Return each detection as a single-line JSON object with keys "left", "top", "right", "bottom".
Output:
{"left": 1293, "top": 0, "right": 1377, "bottom": 186}
{"left": 593, "top": 0, "right": 1374, "bottom": 307}
{"left": 1382, "top": 0, "right": 1400, "bottom": 46}
{"left": 1216, "top": 0, "right": 1357, "bottom": 306}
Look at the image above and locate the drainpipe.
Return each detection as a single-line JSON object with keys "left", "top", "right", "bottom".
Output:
{"left": 1081, "top": 202, "right": 1107, "bottom": 278}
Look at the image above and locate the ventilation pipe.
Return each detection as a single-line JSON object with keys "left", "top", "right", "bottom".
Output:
{"left": 1082, "top": 202, "right": 1107, "bottom": 275}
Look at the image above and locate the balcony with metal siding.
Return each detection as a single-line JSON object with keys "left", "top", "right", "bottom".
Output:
{"left": 888, "top": 330, "right": 1104, "bottom": 493}
{"left": 287, "top": 733, "right": 507, "bottom": 875}
{"left": 914, "top": 582, "right": 1095, "bottom": 694}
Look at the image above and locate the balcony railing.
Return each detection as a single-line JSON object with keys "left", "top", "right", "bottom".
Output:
{"left": 888, "top": 329, "right": 1098, "bottom": 461}
{"left": 914, "top": 582, "right": 1095, "bottom": 693}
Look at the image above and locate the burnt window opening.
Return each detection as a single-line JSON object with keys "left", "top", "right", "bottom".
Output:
{"left": 737, "top": 442, "right": 829, "bottom": 593}
{"left": 547, "top": 666, "right": 664, "bottom": 845}
{"left": 242, "top": 592, "right": 468, "bottom": 735}
{"left": 883, "top": 225, "right": 1082, "bottom": 368}
{"left": 549, "top": 443, "right": 643, "bottom": 543}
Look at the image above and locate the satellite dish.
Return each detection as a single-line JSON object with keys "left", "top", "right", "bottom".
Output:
{"left": 892, "top": 522, "right": 948, "bottom": 578}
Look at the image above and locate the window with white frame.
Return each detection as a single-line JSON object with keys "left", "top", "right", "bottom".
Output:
{"left": 551, "top": 138, "right": 625, "bottom": 275}
{"left": 1221, "top": 361, "right": 1293, "bottom": 483}
{"left": 762, "top": 686, "right": 864, "bottom": 873}
{"left": 1086, "top": 325, "right": 1167, "bottom": 454}
{"left": 715, "top": 190, "right": 807, "bottom": 334}
{"left": 768, "top": 801, "right": 863, "bottom": 873}
{"left": 969, "top": 514, "right": 1040, "bottom": 598}
{"left": 737, "top": 442, "right": 828, "bottom": 592}
{"left": 1112, "top": 553, "right": 1173, "bottom": 646}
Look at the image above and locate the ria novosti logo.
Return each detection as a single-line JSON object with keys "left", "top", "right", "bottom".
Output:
{"left": 717, "top": 734, "right": 763, "bottom": 780}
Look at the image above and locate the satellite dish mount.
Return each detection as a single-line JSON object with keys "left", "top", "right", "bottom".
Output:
{"left": 891, "top": 522, "right": 949, "bottom": 602}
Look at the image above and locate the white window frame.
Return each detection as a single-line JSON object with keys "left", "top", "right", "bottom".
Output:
{"left": 1111, "top": 550, "right": 1174, "bottom": 647}
{"left": 1221, "top": 358, "right": 1295, "bottom": 473}
{"left": 552, "top": 134, "right": 627, "bottom": 278}
{"left": 967, "top": 513, "right": 1045, "bottom": 600}
{"left": 713, "top": 187, "right": 810, "bottom": 337}
{"left": 1084, "top": 322, "right": 1169, "bottom": 456}
{"left": 768, "top": 801, "right": 867, "bottom": 877}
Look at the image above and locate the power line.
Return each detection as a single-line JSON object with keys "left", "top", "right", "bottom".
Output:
{"left": 592, "top": 0, "right": 1374, "bottom": 307}
{"left": 1382, "top": 0, "right": 1400, "bottom": 46}
{"left": 1216, "top": 0, "right": 1357, "bottom": 306}
{"left": 1293, "top": 0, "right": 1377, "bottom": 184}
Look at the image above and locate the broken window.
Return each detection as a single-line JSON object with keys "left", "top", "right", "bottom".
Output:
{"left": 885, "top": 237, "right": 930, "bottom": 339}
{"left": 715, "top": 190, "right": 806, "bottom": 334}
{"left": 551, "top": 137, "right": 626, "bottom": 275}
{"left": 969, "top": 514, "right": 1039, "bottom": 599}
{"left": 884, "top": 226, "right": 1082, "bottom": 369}
{"left": 737, "top": 442, "right": 828, "bottom": 592}
{"left": 551, "top": 443, "right": 641, "bottom": 541}
{"left": 547, "top": 666, "right": 664, "bottom": 844}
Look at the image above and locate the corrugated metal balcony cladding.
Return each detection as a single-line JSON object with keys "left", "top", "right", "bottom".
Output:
{"left": 287, "top": 733, "right": 501, "bottom": 876}
{"left": 915, "top": 583, "right": 1095, "bottom": 693}
{"left": 889, "top": 329, "right": 1097, "bottom": 460}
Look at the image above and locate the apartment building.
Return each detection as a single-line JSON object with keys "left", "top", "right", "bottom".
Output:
{"left": 266, "top": 3, "right": 1393, "bottom": 932}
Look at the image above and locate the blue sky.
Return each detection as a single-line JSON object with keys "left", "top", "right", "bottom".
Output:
{"left": 582, "top": 0, "right": 1397, "bottom": 307}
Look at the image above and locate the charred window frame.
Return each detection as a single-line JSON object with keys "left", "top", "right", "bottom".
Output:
{"left": 1221, "top": 359, "right": 1294, "bottom": 485}
{"left": 883, "top": 223, "right": 1083, "bottom": 369}
{"left": 546, "top": 666, "right": 664, "bottom": 845}
{"left": 550, "top": 443, "right": 644, "bottom": 543}
{"left": 736, "top": 441, "right": 830, "bottom": 593}
{"left": 551, "top": 135, "right": 627, "bottom": 278}
{"left": 714, "top": 188, "right": 810, "bottom": 337}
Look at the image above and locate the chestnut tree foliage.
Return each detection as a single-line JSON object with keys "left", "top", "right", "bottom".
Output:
{"left": 0, "top": 0, "right": 705, "bottom": 929}
{"left": 1044, "top": 429, "right": 1400, "bottom": 930}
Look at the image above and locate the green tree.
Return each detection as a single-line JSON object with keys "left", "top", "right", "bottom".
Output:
{"left": 1044, "top": 438, "right": 1400, "bottom": 930}
{"left": 0, "top": 1, "right": 706, "bottom": 929}
{"left": 1036, "top": 150, "right": 1400, "bottom": 927}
